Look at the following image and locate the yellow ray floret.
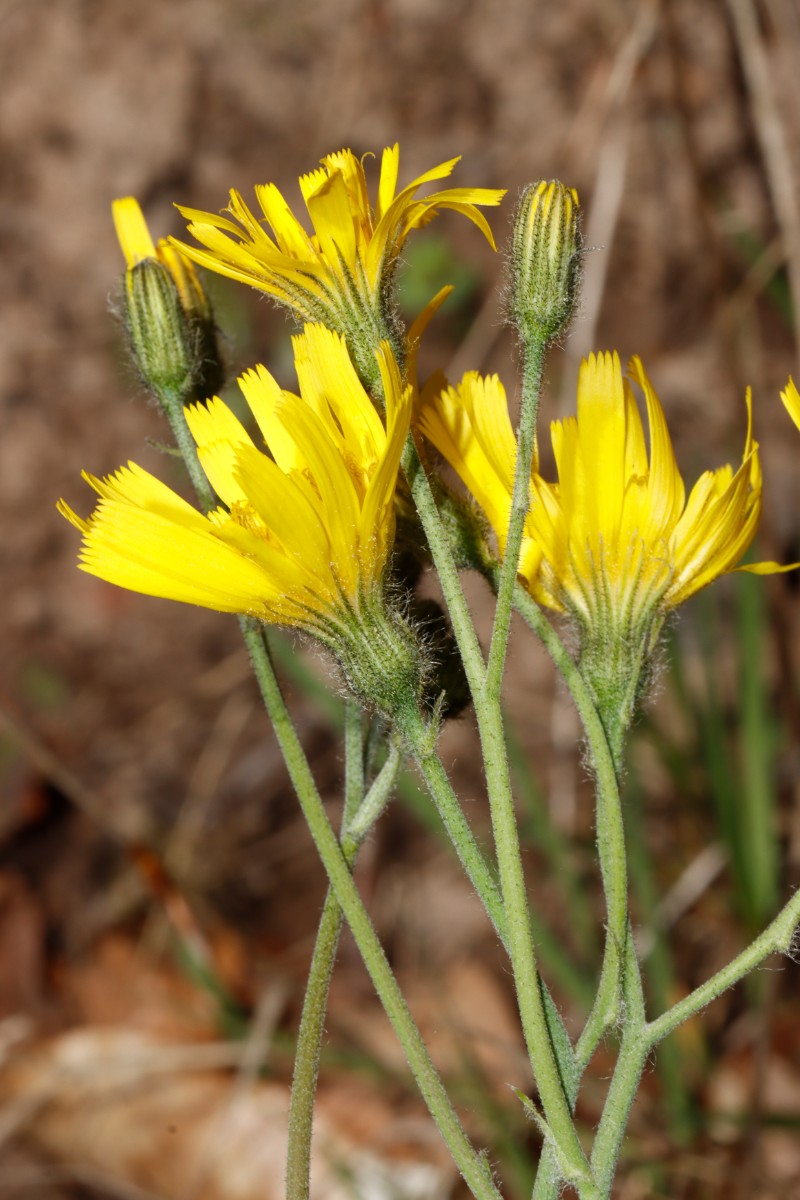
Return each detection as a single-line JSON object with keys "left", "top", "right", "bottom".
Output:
{"left": 58, "top": 326, "right": 411, "bottom": 632}
{"left": 781, "top": 376, "right": 800, "bottom": 432}
{"left": 421, "top": 351, "right": 793, "bottom": 633}
{"left": 417, "top": 369, "right": 543, "bottom": 586}
{"left": 171, "top": 145, "right": 505, "bottom": 322}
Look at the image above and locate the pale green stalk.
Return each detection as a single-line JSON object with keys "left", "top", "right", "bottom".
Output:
{"left": 574, "top": 846, "right": 800, "bottom": 1199}
{"left": 478, "top": 341, "right": 593, "bottom": 1184}
{"left": 158, "top": 388, "right": 217, "bottom": 515}
{"left": 286, "top": 723, "right": 401, "bottom": 1200}
{"left": 343, "top": 700, "right": 365, "bottom": 828}
{"left": 511, "top": 584, "right": 627, "bottom": 1051}
{"left": 588, "top": 932, "right": 648, "bottom": 1197}
{"left": 512, "top": 585, "right": 629, "bottom": 1199}
{"left": 402, "top": 439, "right": 487, "bottom": 696}
{"left": 514, "top": 583, "right": 800, "bottom": 1195}
{"left": 397, "top": 702, "right": 510, "bottom": 949}
{"left": 646, "top": 884, "right": 800, "bottom": 1046}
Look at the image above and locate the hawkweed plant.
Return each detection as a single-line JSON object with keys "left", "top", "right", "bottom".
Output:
{"left": 59, "top": 152, "right": 800, "bottom": 1199}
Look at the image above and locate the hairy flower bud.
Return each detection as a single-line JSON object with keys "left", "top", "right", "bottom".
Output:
{"left": 123, "top": 258, "right": 196, "bottom": 403}
{"left": 113, "top": 197, "right": 224, "bottom": 406}
{"left": 510, "top": 180, "right": 581, "bottom": 345}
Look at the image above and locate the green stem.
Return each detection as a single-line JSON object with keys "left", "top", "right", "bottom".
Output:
{"left": 512, "top": 585, "right": 627, "bottom": 1055}
{"left": 646, "top": 883, "right": 800, "bottom": 1047}
{"left": 513, "top": 586, "right": 629, "bottom": 1200}
{"left": 159, "top": 393, "right": 216, "bottom": 514}
{"left": 480, "top": 344, "right": 593, "bottom": 1185}
{"left": 345, "top": 743, "right": 402, "bottom": 845}
{"left": 286, "top": 889, "right": 345, "bottom": 1200}
{"left": 398, "top": 704, "right": 510, "bottom": 950}
{"left": 343, "top": 700, "right": 365, "bottom": 830}
{"left": 240, "top": 620, "right": 501, "bottom": 1200}
{"left": 406, "top": 430, "right": 589, "bottom": 1187}
{"left": 588, "top": 932, "right": 648, "bottom": 1197}
{"left": 578, "top": 835, "right": 800, "bottom": 1199}
{"left": 476, "top": 695, "right": 592, "bottom": 1188}
{"left": 484, "top": 337, "right": 546, "bottom": 698}
{"left": 286, "top": 740, "right": 401, "bottom": 1200}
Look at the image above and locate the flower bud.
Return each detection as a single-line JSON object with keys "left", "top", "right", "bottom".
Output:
{"left": 123, "top": 258, "right": 196, "bottom": 403}
{"left": 510, "top": 180, "right": 581, "bottom": 345}
{"left": 113, "top": 197, "right": 224, "bottom": 405}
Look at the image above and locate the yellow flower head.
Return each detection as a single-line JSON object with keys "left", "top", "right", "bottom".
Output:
{"left": 58, "top": 325, "right": 411, "bottom": 637}
{"left": 423, "top": 351, "right": 790, "bottom": 639}
{"left": 171, "top": 145, "right": 505, "bottom": 375}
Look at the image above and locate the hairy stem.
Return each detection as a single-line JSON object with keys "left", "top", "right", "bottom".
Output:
{"left": 484, "top": 336, "right": 545, "bottom": 696}
{"left": 513, "top": 586, "right": 629, "bottom": 1199}
{"left": 406, "top": 431, "right": 589, "bottom": 1187}
{"left": 646, "top": 883, "right": 800, "bottom": 1047}
{"left": 286, "top": 735, "right": 401, "bottom": 1199}
{"left": 398, "top": 703, "right": 509, "bottom": 949}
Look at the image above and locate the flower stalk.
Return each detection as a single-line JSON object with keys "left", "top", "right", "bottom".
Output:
{"left": 286, "top": 722, "right": 402, "bottom": 1200}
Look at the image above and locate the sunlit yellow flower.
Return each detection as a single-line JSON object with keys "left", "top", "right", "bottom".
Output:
{"left": 58, "top": 325, "right": 410, "bottom": 637}
{"left": 423, "top": 351, "right": 791, "bottom": 637}
{"left": 171, "top": 145, "right": 505, "bottom": 384}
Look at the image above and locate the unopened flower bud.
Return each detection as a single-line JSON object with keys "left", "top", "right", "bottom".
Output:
{"left": 113, "top": 197, "right": 224, "bottom": 406}
{"left": 123, "top": 258, "right": 195, "bottom": 402}
{"left": 510, "top": 180, "right": 581, "bottom": 345}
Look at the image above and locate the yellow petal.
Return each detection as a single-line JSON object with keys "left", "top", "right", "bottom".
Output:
{"left": 255, "top": 182, "right": 316, "bottom": 257}
{"left": 575, "top": 352, "right": 626, "bottom": 544}
{"left": 184, "top": 397, "right": 256, "bottom": 507}
{"left": 376, "top": 144, "right": 400, "bottom": 221}
{"left": 293, "top": 324, "right": 386, "bottom": 475}
{"left": 232, "top": 442, "right": 332, "bottom": 571}
{"left": 83, "top": 463, "right": 209, "bottom": 531}
{"left": 304, "top": 169, "right": 359, "bottom": 277}
{"left": 78, "top": 501, "right": 273, "bottom": 615}
{"left": 112, "top": 197, "right": 156, "bottom": 266}
{"left": 237, "top": 364, "right": 305, "bottom": 473}
{"left": 627, "top": 357, "right": 685, "bottom": 541}
{"left": 780, "top": 376, "right": 800, "bottom": 433}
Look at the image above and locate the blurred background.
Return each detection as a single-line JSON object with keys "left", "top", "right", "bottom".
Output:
{"left": 3, "top": 0, "right": 800, "bottom": 1196}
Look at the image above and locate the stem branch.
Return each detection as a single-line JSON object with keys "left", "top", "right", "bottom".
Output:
{"left": 286, "top": 737, "right": 401, "bottom": 1199}
{"left": 240, "top": 621, "right": 501, "bottom": 1200}
{"left": 647, "top": 884, "right": 800, "bottom": 1047}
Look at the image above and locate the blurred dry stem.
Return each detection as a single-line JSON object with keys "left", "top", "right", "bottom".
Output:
{"left": 728, "top": 0, "right": 800, "bottom": 358}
